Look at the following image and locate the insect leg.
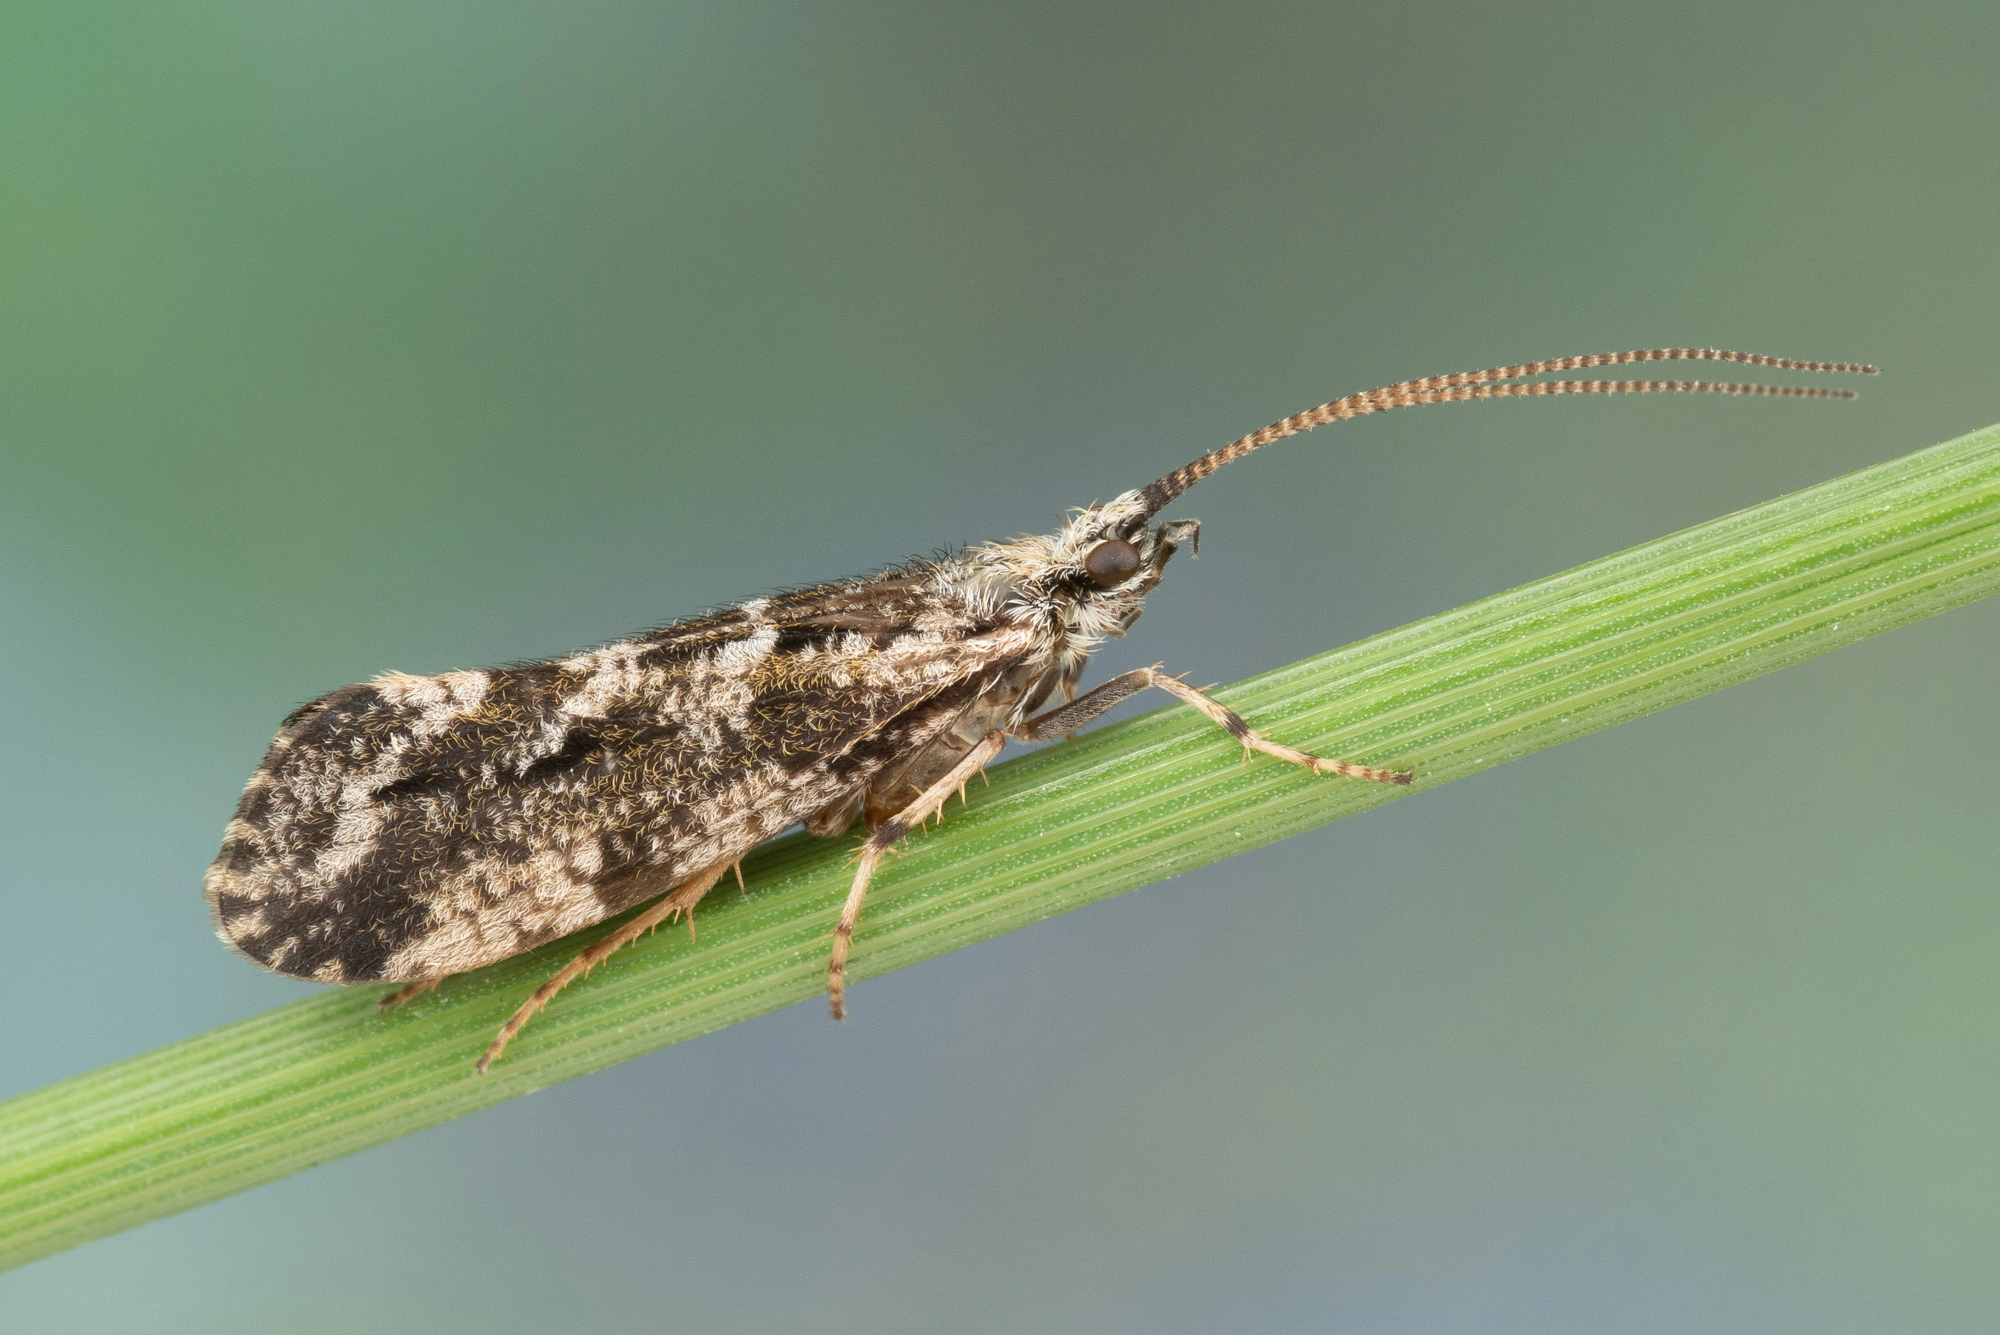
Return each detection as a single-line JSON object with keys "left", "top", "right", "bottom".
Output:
{"left": 1014, "top": 666, "right": 1412, "bottom": 785}
{"left": 377, "top": 978, "right": 438, "bottom": 1011}
{"left": 829, "top": 729, "right": 1009, "bottom": 1021}
{"left": 476, "top": 858, "right": 733, "bottom": 1074}
{"left": 1008, "top": 669, "right": 1158, "bottom": 739}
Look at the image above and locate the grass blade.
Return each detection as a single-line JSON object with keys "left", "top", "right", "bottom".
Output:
{"left": 3, "top": 421, "right": 1997, "bottom": 1270}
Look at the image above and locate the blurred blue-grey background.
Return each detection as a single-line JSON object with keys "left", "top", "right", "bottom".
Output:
{"left": 4, "top": 2, "right": 1997, "bottom": 1330}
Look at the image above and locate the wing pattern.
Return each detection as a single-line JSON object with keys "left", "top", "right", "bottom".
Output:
{"left": 205, "top": 575, "right": 1035, "bottom": 983}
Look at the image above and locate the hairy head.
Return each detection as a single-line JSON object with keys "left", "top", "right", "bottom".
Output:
{"left": 953, "top": 489, "right": 1199, "bottom": 649}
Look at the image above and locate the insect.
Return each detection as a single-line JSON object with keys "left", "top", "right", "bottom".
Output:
{"left": 204, "top": 348, "right": 1871, "bottom": 1071}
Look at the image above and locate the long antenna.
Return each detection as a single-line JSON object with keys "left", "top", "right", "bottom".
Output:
{"left": 1129, "top": 348, "right": 1877, "bottom": 524}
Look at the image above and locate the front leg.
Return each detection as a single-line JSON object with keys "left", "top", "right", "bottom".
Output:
{"left": 1014, "top": 665, "right": 1413, "bottom": 785}
{"left": 824, "top": 666, "right": 1409, "bottom": 1020}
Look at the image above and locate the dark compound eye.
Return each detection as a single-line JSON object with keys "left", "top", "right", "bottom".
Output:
{"left": 1083, "top": 538, "right": 1142, "bottom": 589}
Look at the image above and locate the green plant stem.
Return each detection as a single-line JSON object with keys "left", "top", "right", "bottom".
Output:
{"left": 5, "top": 422, "right": 1999, "bottom": 1270}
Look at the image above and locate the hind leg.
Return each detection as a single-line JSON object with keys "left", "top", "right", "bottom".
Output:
{"left": 477, "top": 859, "right": 733, "bottom": 1074}
{"left": 377, "top": 978, "right": 439, "bottom": 1011}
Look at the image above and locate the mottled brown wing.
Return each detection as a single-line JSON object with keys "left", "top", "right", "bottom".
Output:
{"left": 204, "top": 575, "right": 1036, "bottom": 984}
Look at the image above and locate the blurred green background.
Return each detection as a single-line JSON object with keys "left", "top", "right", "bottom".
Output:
{"left": 3, "top": 1, "right": 1997, "bottom": 1330}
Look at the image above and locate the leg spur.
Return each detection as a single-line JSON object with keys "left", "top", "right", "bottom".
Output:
{"left": 477, "top": 858, "right": 733, "bottom": 1074}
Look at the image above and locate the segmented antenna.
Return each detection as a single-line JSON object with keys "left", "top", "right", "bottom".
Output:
{"left": 1132, "top": 349, "right": 1877, "bottom": 522}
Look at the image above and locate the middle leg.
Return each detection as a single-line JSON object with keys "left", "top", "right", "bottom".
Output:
{"left": 828, "top": 729, "right": 1009, "bottom": 1020}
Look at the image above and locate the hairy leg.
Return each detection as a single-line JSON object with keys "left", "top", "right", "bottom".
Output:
{"left": 1014, "top": 665, "right": 1412, "bottom": 784}
{"left": 377, "top": 978, "right": 439, "bottom": 1011}
{"left": 477, "top": 858, "right": 732, "bottom": 1073}
{"left": 828, "top": 730, "right": 1009, "bottom": 1020}
{"left": 823, "top": 666, "right": 1410, "bottom": 1019}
